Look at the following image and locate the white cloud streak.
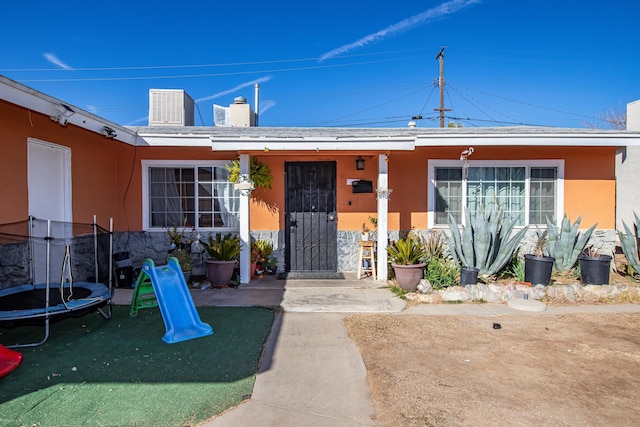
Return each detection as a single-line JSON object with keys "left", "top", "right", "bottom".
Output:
{"left": 195, "top": 76, "right": 272, "bottom": 103}
{"left": 319, "top": 0, "right": 480, "bottom": 62}
{"left": 43, "top": 53, "right": 73, "bottom": 69}
{"left": 259, "top": 100, "right": 276, "bottom": 115}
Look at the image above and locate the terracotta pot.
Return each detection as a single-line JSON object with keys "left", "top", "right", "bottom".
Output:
{"left": 205, "top": 259, "right": 236, "bottom": 287}
{"left": 392, "top": 263, "right": 426, "bottom": 291}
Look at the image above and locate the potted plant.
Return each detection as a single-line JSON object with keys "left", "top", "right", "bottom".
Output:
{"left": 360, "top": 223, "right": 370, "bottom": 241}
{"left": 524, "top": 229, "right": 555, "bottom": 286}
{"left": 578, "top": 245, "right": 612, "bottom": 285}
{"left": 251, "top": 239, "right": 273, "bottom": 278}
{"left": 546, "top": 215, "right": 596, "bottom": 274}
{"left": 170, "top": 248, "right": 193, "bottom": 283}
{"left": 226, "top": 156, "right": 273, "bottom": 190}
{"left": 166, "top": 218, "right": 195, "bottom": 252}
{"left": 445, "top": 209, "right": 528, "bottom": 286}
{"left": 200, "top": 233, "right": 241, "bottom": 287}
{"left": 386, "top": 234, "right": 427, "bottom": 291}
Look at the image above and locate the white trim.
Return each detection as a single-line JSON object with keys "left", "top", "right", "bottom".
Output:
{"left": 141, "top": 159, "right": 236, "bottom": 231}
{"left": 209, "top": 138, "right": 416, "bottom": 152}
{"left": 135, "top": 135, "right": 215, "bottom": 147}
{"left": 1, "top": 76, "right": 137, "bottom": 145}
{"left": 427, "top": 159, "right": 564, "bottom": 228}
{"left": 416, "top": 134, "right": 640, "bottom": 147}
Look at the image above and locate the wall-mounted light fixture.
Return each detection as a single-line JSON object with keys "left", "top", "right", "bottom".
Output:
{"left": 355, "top": 156, "right": 365, "bottom": 170}
{"left": 102, "top": 126, "right": 117, "bottom": 139}
{"left": 232, "top": 175, "right": 255, "bottom": 197}
{"left": 460, "top": 147, "right": 474, "bottom": 179}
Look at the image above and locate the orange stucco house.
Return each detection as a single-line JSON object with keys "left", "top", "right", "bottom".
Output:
{"left": 2, "top": 75, "right": 639, "bottom": 284}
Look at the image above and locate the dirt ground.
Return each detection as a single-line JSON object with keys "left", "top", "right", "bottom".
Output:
{"left": 345, "top": 312, "right": 640, "bottom": 426}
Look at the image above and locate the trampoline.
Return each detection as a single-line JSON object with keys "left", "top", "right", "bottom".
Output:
{"left": 0, "top": 216, "right": 114, "bottom": 348}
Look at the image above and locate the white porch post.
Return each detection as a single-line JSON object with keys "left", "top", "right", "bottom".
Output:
{"left": 239, "top": 154, "right": 251, "bottom": 284}
{"left": 376, "top": 154, "right": 390, "bottom": 282}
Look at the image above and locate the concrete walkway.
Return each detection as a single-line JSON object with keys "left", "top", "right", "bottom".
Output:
{"left": 110, "top": 275, "right": 640, "bottom": 427}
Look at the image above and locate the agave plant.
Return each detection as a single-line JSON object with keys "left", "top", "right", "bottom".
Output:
{"left": 445, "top": 209, "right": 528, "bottom": 277}
{"left": 545, "top": 215, "right": 596, "bottom": 272}
{"left": 618, "top": 212, "right": 640, "bottom": 274}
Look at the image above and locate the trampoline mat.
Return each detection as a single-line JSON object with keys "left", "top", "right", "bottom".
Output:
{"left": 0, "top": 287, "right": 92, "bottom": 311}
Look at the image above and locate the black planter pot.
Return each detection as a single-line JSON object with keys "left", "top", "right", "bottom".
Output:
{"left": 579, "top": 254, "right": 612, "bottom": 285}
{"left": 524, "top": 254, "right": 555, "bottom": 286}
{"left": 460, "top": 266, "right": 480, "bottom": 286}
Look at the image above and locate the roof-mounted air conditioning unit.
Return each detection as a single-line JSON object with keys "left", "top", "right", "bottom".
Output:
{"left": 148, "top": 89, "right": 194, "bottom": 126}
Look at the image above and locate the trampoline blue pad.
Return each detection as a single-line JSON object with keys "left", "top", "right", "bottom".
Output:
{"left": 0, "top": 282, "right": 111, "bottom": 321}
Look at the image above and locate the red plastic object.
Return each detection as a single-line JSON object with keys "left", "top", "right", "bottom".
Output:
{"left": 0, "top": 344, "right": 23, "bottom": 378}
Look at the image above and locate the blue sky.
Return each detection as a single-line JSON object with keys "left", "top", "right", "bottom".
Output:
{"left": 1, "top": 0, "right": 639, "bottom": 128}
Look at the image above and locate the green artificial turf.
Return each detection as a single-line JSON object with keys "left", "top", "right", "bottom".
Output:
{"left": 0, "top": 305, "right": 274, "bottom": 427}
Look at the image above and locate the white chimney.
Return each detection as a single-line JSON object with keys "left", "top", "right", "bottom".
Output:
{"left": 627, "top": 100, "right": 640, "bottom": 131}
{"left": 254, "top": 84, "right": 260, "bottom": 127}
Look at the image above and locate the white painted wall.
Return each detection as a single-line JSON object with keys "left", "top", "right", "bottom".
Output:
{"left": 616, "top": 100, "right": 640, "bottom": 230}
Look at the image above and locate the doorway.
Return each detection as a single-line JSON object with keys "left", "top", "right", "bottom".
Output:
{"left": 28, "top": 139, "right": 72, "bottom": 222}
{"left": 27, "top": 139, "right": 72, "bottom": 283}
{"left": 284, "top": 161, "right": 337, "bottom": 273}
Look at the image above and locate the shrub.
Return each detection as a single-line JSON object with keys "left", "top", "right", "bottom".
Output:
{"left": 503, "top": 256, "right": 525, "bottom": 282}
{"left": 425, "top": 257, "right": 458, "bottom": 290}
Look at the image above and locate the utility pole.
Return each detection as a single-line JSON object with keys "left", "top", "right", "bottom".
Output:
{"left": 434, "top": 47, "right": 451, "bottom": 128}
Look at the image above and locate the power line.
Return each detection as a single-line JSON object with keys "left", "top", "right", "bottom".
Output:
{"left": 1, "top": 48, "right": 430, "bottom": 72}
{"left": 445, "top": 115, "right": 552, "bottom": 127}
{"left": 13, "top": 57, "right": 417, "bottom": 83}
{"left": 447, "top": 82, "right": 602, "bottom": 122}
{"left": 315, "top": 86, "right": 429, "bottom": 125}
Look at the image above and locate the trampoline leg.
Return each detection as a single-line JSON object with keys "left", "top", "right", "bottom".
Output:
{"left": 97, "top": 303, "right": 112, "bottom": 320}
{"left": 7, "top": 318, "right": 51, "bottom": 349}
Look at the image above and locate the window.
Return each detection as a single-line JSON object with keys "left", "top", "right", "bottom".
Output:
{"left": 429, "top": 160, "right": 563, "bottom": 227}
{"left": 529, "top": 167, "right": 557, "bottom": 225}
{"left": 434, "top": 168, "right": 462, "bottom": 225}
{"left": 143, "top": 161, "right": 240, "bottom": 230}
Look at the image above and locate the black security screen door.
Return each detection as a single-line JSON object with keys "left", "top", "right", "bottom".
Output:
{"left": 285, "top": 161, "right": 337, "bottom": 272}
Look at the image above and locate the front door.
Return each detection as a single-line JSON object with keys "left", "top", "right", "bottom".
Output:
{"left": 28, "top": 139, "right": 72, "bottom": 222}
{"left": 27, "top": 139, "right": 72, "bottom": 283}
{"left": 285, "top": 162, "right": 337, "bottom": 272}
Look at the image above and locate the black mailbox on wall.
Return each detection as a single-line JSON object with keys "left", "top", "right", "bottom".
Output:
{"left": 352, "top": 180, "right": 373, "bottom": 193}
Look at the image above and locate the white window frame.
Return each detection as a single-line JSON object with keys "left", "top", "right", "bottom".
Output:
{"left": 427, "top": 159, "right": 564, "bottom": 228}
{"left": 141, "top": 159, "right": 238, "bottom": 231}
